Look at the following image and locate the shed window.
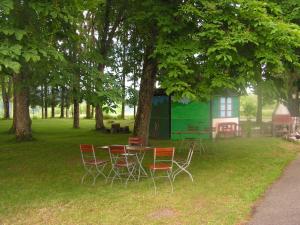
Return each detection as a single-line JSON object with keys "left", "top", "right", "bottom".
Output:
{"left": 220, "top": 97, "right": 232, "bottom": 118}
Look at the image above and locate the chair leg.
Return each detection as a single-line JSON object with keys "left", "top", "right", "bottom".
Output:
{"left": 105, "top": 168, "right": 113, "bottom": 184}
{"left": 82, "top": 166, "right": 94, "bottom": 184}
{"left": 111, "top": 167, "right": 122, "bottom": 186}
{"left": 149, "top": 169, "right": 157, "bottom": 194}
{"left": 167, "top": 170, "right": 174, "bottom": 193}
{"left": 173, "top": 165, "right": 194, "bottom": 182}
{"left": 81, "top": 172, "right": 88, "bottom": 184}
{"left": 125, "top": 165, "right": 136, "bottom": 187}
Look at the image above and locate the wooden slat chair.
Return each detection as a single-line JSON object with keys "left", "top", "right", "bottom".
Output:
{"left": 108, "top": 145, "right": 137, "bottom": 186}
{"left": 128, "top": 136, "right": 144, "bottom": 146}
{"left": 80, "top": 144, "right": 108, "bottom": 185}
{"left": 149, "top": 147, "right": 175, "bottom": 193}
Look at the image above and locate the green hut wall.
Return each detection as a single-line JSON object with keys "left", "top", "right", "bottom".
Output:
{"left": 149, "top": 95, "right": 170, "bottom": 139}
{"left": 171, "top": 101, "right": 211, "bottom": 140}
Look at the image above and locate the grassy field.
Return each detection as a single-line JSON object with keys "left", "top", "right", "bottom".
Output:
{"left": 0, "top": 119, "right": 298, "bottom": 225}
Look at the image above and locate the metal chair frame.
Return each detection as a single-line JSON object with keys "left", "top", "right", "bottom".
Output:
{"left": 107, "top": 145, "right": 137, "bottom": 186}
{"left": 180, "top": 137, "right": 206, "bottom": 154}
{"left": 149, "top": 147, "right": 175, "bottom": 194}
{"left": 80, "top": 144, "right": 108, "bottom": 185}
{"left": 173, "top": 143, "right": 195, "bottom": 182}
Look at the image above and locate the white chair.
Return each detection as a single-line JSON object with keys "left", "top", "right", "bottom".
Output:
{"left": 173, "top": 143, "right": 194, "bottom": 182}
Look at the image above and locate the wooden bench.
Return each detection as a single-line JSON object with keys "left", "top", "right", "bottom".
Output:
{"left": 217, "top": 122, "right": 238, "bottom": 138}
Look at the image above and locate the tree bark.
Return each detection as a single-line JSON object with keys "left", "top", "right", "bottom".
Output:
{"left": 91, "top": 106, "right": 94, "bottom": 118}
{"left": 60, "top": 86, "right": 65, "bottom": 118}
{"left": 51, "top": 87, "right": 55, "bottom": 118}
{"left": 256, "top": 82, "right": 263, "bottom": 125}
{"left": 133, "top": 36, "right": 157, "bottom": 144}
{"left": 1, "top": 76, "right": 12, "bottom": 119}
{"left": 66, "top": 107, "right": 69, "bottom": 118}
{"left": 95, "top": 63, "right": 106, "bottom": 130}
{"left": 121, "top": 72, "right": 126, "bottom": 119}
{"left": 9, "top": 79, "right": 17, "bottom": 133}
{"left": 73, "top": 100, "right": 80, "bottom": 128}
{"left": 13, "top": 73, "right": 32, "bottom": 141}
{"left": 95, "top": 104, "right": 105, "bottom": 130}
{"left": 44, "top": 84, "right": 48, "bottom": 119}
{"left": 86, "top": 103, "right": 91, "bottom": 119}
{"left": 41, "top": 85, "right": 44, "bottom": 119}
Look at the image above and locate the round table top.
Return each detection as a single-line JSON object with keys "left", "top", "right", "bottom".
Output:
{"left": 96, "top": 145, "right": 153, "bottom": 152}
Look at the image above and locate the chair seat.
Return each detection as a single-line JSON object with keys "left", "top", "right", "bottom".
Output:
{"left": 149, "top": 163, "right": 172, "bottom": 171}
{"left": 85, "top": 159, "right": 108, "bottom": 165}
{"left": 115, "top": 160, "right": 135, "bottom": 167}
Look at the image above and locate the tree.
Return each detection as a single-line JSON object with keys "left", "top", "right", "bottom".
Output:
{"left": 0, "top": 74, "right": 12, "bottom": 119}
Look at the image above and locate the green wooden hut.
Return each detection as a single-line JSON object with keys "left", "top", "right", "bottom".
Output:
{"left": 149, "top": 89, "right": 240, "bottom": 140}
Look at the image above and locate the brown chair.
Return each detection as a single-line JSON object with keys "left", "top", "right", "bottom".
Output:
{"left": 128, "top": 136, "right": 144, "bottom": 146}
{"left": 149, "top": 147, "right": 175, "bottom": 193}
{"left": 80, "top": 144, "right": 108, "bottom": 185}
{"left": 107, "top": 145, "right": 137, "bottom": 186}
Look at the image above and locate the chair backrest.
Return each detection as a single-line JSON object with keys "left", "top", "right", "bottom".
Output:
{"left": 80, "top": 144, "right": 96, "bottom": 164}
{"left": 185, "top": 143, "right": 195, "bottom": 166}
{"left": 108, "top": 145, "right": 127, "bottom": 165}
{"left": 153, "top": 147, "right": 175, "bottom": 168}
{"left": 128, "top": 136, "right": 144, "bottom": 146}
{"left": 109, "top": 145, "right": 126, "bottom": 154}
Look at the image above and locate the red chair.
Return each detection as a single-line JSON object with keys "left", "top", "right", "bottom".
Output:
{"left": 128, "top": 136, "right": 144, "bottom": 146}
{"left": 108, "top": 145, "right": 137, "bottom": 186}
{"left": 149, "top": 147, "right": 175, "bottom": 193}
{"left": 80, "top": 144, "right": 108, "bottom": 185}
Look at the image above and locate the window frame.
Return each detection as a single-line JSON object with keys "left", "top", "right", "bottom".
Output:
{"left": 219, "top": 97, "right": 233, "bottom": 118}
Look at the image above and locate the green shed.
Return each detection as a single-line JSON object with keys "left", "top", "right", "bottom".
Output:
{"left": 149, "top": 90, "right": 240, "bottom": 140}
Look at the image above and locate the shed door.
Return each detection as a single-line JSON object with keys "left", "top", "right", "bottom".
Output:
{"left": 149, "top": 96, "right": 170, "bottom": 139}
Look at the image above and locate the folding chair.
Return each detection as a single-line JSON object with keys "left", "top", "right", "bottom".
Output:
{"left": 128, "top": 136, "right": 144, "bottom": 146}
{"left": 149, "top": 147, "right": 175, "bottom": 193}
{"left": 80, "top": 144, "right": 108, "bottom": 185}
{"left": 107, "top": 145, "right": 137, "bottom": 186}
{"left": 173, "top": 142, "right": 195, "bottom": 182}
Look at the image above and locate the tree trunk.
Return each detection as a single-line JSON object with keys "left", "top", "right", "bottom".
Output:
{"left": 133, "top": 37, "right": 157, "bottom": 144}
{"left": 9, "top": 80, "right": 17, "bottom": 133}
{"left": 91, "top": 106, "right": 94, "bottom": 118}
{"left": 1, "top": 76, "right": 12, "bottom": 119}
{"left": 51, "top": 87, "right": 55, "bottom": 118}
{"left": 86, "top": 103, "right": 91, "bottom": 119}
{"left": 44, "top": 84, "right": 48, "bottom": 119}
{"left": 60, "top": 86, "right": 65, "bottom": 118}
{"left": 95, "top": 104, "right": 105, "bottom": 130}
{"left": 95, "top": 63, "right": 106, "bottom": 130}
{"left": 73, "top": 100, "right": 80, "bottom": 128}
{"left": 288, "top": 90, "right": 300, "bottom": 117}
{"left": 66, "top": 107, "right": 69, "bottom": 118}
{"left": 121, "top": 72, "right": 126, "bottom": 119}
{"left": 256, "top": 83, "right": 263, "bottom": 125}
{"left": 13, "top": 73, "right": 32, "bottom": 141}
{"left": 41, "top": 85, "right": 44, "bottom": 119}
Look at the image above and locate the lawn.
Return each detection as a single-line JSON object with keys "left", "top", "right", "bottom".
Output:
{"left": 0, "top": 119, "right": 298, "bottom": 225}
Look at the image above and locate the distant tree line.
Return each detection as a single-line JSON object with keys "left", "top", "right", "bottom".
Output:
{"left": 0, "top": 0, "right": 300, "bottom": 142}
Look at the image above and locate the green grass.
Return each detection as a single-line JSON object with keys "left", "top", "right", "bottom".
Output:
{"left": 0, "top": 119, "right": 298, "bottom": 225}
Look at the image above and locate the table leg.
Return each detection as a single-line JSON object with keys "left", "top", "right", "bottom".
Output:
{"left": 135, "top": 152, "right": 148, "bottom": 181}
